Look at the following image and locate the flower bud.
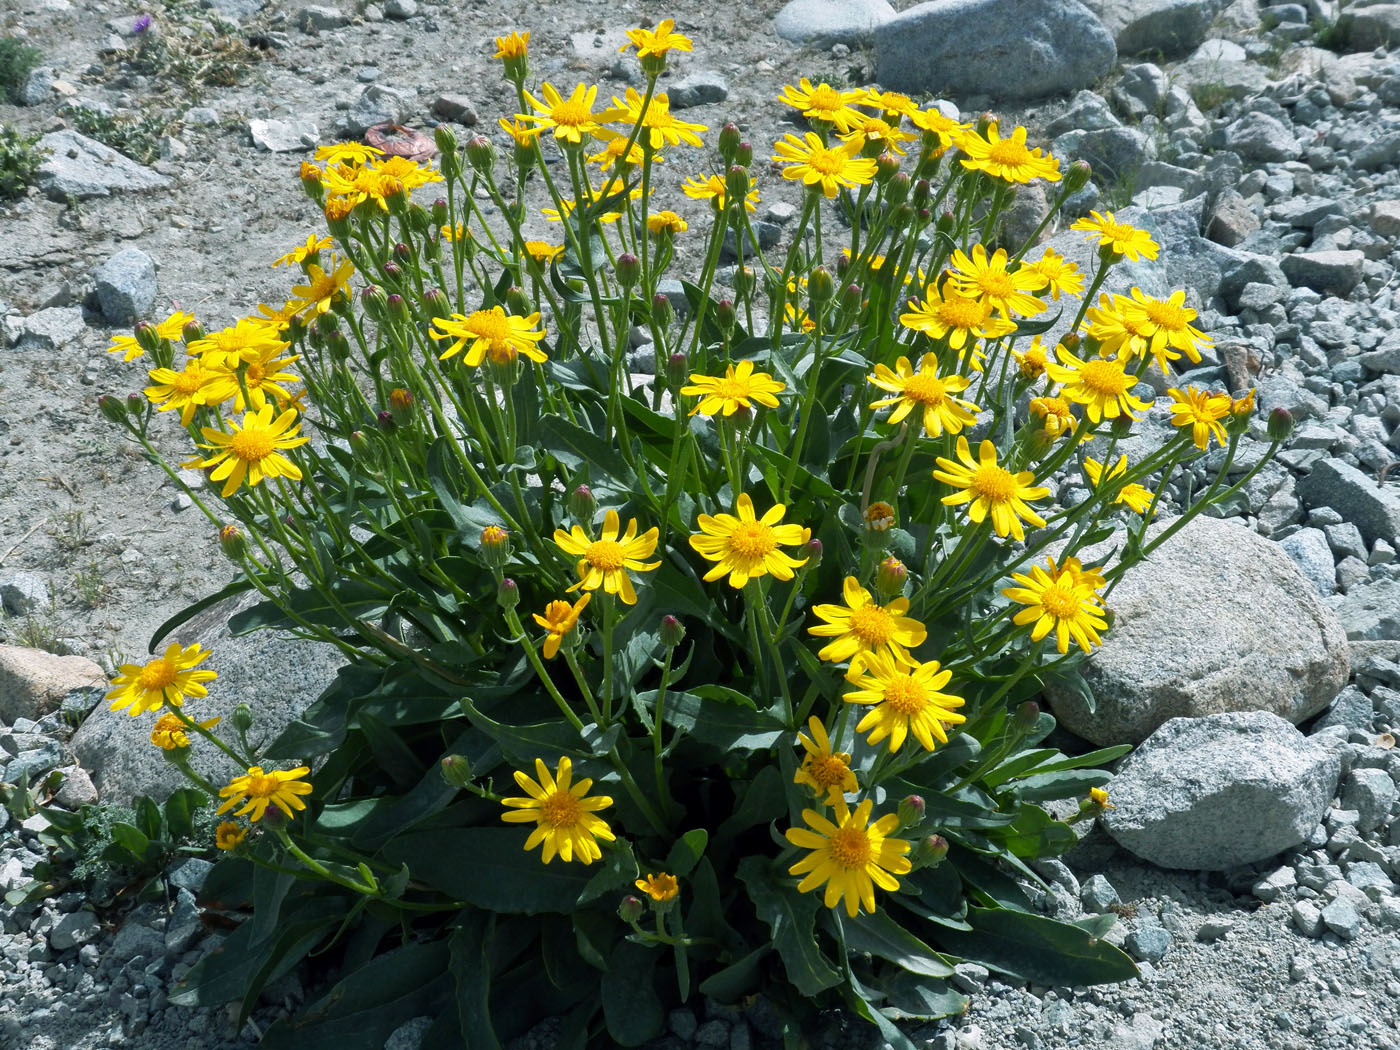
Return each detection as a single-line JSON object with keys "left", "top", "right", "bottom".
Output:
{"left": 230, "top": 702, "right": 254, "bottom": 735}
{"left": 897, "top": 794, "right": 926, "bottom": 828}
{"left": 652, "top": 293, "right": 674, "bottom": 329}
{"left": 734, "top": 265, "right": 757, "bottom": 299}
{"left": 890, "top": 202, "right": 915, "bottom": 232}
{"left": 885, "top": 171, "right": 911, "bottom": 206}
{"left": 666, "top": 352, "right": 688, "bottom": 389}
{"left": 480, "top": 525, "right": 511, "bottom": 569}
{"left": 1064, "top": 159, "right": 1092, "bottom": 195}
{"left": 360, "top": 284, "right": 388, "bottom": 321}
{"left": 315, "top": 311, "right": 340, "bottom": 337}
{"left": 1014, "top": 700, "right": 1041, "bottom": 731}
{"left": 377, "top": 409, "right": 396, "bottom": 432}
{"left": 440, "top": 754, "right": 473, "bottom": 789}
{"left": 386, "top": 293, "right": 409, "bottom": 323}
{"left": 660, "top": 614, "right": 686, "bottom": 649}
{"left": 808, "top": 265, "right": 835, "bottom": 304}
{"left": 394, "top": 241, "right": 414, "bottom": 263}
{"left": 975, "top": 111, "right": 997, "bottom": 136}
{"left": 726, "top": 164, "right": 751, "bottom": 203}
{"left": 875, "top": 556, "right": 907, "bottom": 597}
{"left": 718, "top": 122, "right": 742, "bottom": 163}
{"left": 802, "top": 538, "right": 823, "bottom": 569}
{"left": 126, "top": 393, "right": 145, "bottom": 419}
{"left": 936, "top": 210, "right": 956, "bottom": 238}
{"left": 1110, "top": 414, "right": 1134, "bottom": 439}
{"left": 388, "top": 387, "right": 415, "bottom": 424}
{"left": 864, "top": 501, "right": 895, "bottom": 532}
{"left": 98, "top": 394, "right": 128, "bottom": 425}
{"left": 299, "top": 160, "right": 323, "bottom": 195}
{"left": 133, "top": 320, "right": 161, "bottom": 355}
{"left": 218, "top": 523, "right": 246, "bottom": 560}
{"left": 569, "top": 485, "right": 597, "bottom": 524}
{"left": 325, "top": 329, "right": 351, "bottom": 360}
{"left": 876, "top": 151, "right": 901, "bottom": 183}
{"left": 382, "top": 259, "right": 405, "bottom": 284}
{"left": 1267, "top": 407, "right": 1293, "bottom": 443}
{"left": 618, "top": 895, "right": 645, "bottom": 923}
{"left": 434, "top": 123, "right": 459, "bottom": 162}
{"left": 348, "top": 430, "right": 370, "bottom": 456}
{"left": 716, "top": 298, "right": 736, "bottom": 332}
{"left": 838, "top": 282, "right": 863, "bottom": 314}
{"left": 1060, "top": 331, "right": 1081, "bottom": 354}
{"left": 182, "top": 319, "right": 205, "bottom": 344}
{"left": 615, "top": 252, "right": 640, "bottom": 289}
{"left": 497, "top": 576, "right": 520, "bottom": 611}
{"left": 916, "top": 834, "right": 949, "bottom": 868}
{"left": 502, "top": 285, "right": 529, "bottom": 316}
{"left": 431, "top": 198, "right": 450, "bottom": 226}
{"left": 734, "top": 141, "right": 753, "bottom": 167}
{"left": 466, "top": 135, "right": 495, "bottom": 173}
{"left": 406, "top": 203, "right": 431, "bottom": 234}
{"left": 418, "top": 287, "right": 447, "bottom": 321}
{"left": 912, "top": 178, "right": 931, "bottom": 208}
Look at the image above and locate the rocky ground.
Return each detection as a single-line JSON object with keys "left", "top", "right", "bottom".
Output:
{"left": 3, "top": 0, "right": 1400, "bottom": 1047}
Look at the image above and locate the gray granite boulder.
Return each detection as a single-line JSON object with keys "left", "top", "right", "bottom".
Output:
{"left": 774, "top": 0, "right": 895, "bottom": 47}
{"left": 1046, "top": 516, "right": 1350, "bottom": 745}
{"left": 1298, "top": 459, "right": 1400, "bottom": 548}
{"left": 0, "top": 646, "right": 106, "bottom": 725}
{"left": 35, "top": 129, "right": 171, "bottom": 200}
{"left": 92, "top": 247, "right": 157, "bottom": 325}
{"left": 1083, "top": 0, "right": 1226, "bottom": 58}
{"left": 1103, "top": 711, "right": 1342, "bottom": 870}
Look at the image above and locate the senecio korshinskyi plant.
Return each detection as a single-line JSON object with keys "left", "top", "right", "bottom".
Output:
{"left": 79, "top": 17, "right": 1292, "bottom": 1049}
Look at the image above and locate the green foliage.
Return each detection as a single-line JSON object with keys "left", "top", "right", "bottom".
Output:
{"left": 1189, "top": 80, "right": 1234, "bottom": 114}
{"left": 0, "top": 36, "right": 42, "bottom": 102}
{"left": 67, "top": 106, "right": 169, "bottom": 166}
{"left": 0, "top": 123, "right": 46, "bottom": 199}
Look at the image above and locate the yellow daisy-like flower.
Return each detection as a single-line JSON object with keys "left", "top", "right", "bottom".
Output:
{"left": 907, "top": 105, "right": 969, "bottom": 156}
{"left": 289, "top": 256, "right": 355, "bottom": 317}
{"left": 933, "top": 437, "right": 1050, "bottom": 542}
{"left": 587, "top": 129, "right": 650, "bottom": 172}
{"left": 809, "top": 576, "right": 928, "bottom": 667}
{"left": 272, "top": 233, "right": 333, "bottom": 268}
{"left": 680, "top": 360, "right": 785, "bottom": 417}
{"left": 1013, "top": 337, "right": 1051, "bottom": 380}
{"left": 793, "top": 717, "right": 859, "bottom": 803}
{"left": 215, "top": 821, "right": 247, "bottom": 851}
{"left": 681, "top": 172, "right": 759, "bottom": 213}
{"left": 635, "top": 872, "right": 680, "bottom": 901}
{"left": 106, "top": 643, "right": 217, "bottom": 717}
{"left": 532, "top": 593, "right": 591, "bottom": 660}
{"left": 1167, "top": 386, "right": 1232, "bottom": 450}
{"left": 620, "top": 18, "right": 692, "bottom": 58}
{"left": 772, "top": 131, "right": 879, "bottom": 199}
{"left": 374, "top": 155, "right": 444, "bottom": 192}
{"left": 1118, "top": 287, "right": 1212, "bottom": 373}
{"left": 899, "top": 281, "right": 1018, "bottom": 353}
{"left": 498, "top": 116, "right": 544, "bottom": 147}
{"left": 313, "top": 141, "right": 384, "bottom": 165}
{"left": 689, "top": 493, "right": 811, "bottom": 589}
{"left": 1072, "top": 210, "right": 1159, "bottom": 261}
{"left": 187, "top": 319, "right": 289, "bottom": 369}
{"left": 144, "top": 359, "right": 214, "bottom": 426}
{"left": 150, "top": 712, "right": 221, "bottom": 750}
{"left": 949, "top": 244, "right": 1048, "bottom": 319}
{"left": 500, "top": 756, "right": 615, "bottom": 865}
{"left": 430, "top": 307, "right": 548, "bottom": 367}
{"left": 524, "top": 241, "right": 565, "bottom": 267}
{"left": 1084, "top": 455, "right": 1156, "bottom": 515}
{"left": 1090, "top": 786, "right": 1114, "bottom": 809}
{"left": 839, "top": 115, "right": 918, "bottom": 156}
{"left": 1029, "top": 394, "right": 1076, "bottom": 440}
{"left": 217, "top": 765, "right": 314, "bottom": 823}
{"left": 107, "top": 310, "right": 195, "bottom": 361}
{"left": 1085, "top": 293, "right": 1152, "bottom": 362}
{"left": 612, "top": 89, "right": 706, "bottom": 150}
{"left": 1002, "top": 558, "right": 1110, "bottom": 655}
{"left": 200, "top": 346, "right": 302, "bottom": 413}
{"left": 785, "top": 797, "right": 912, "bottom": 918}
{"left": 647, "top": 210, "right": 688, "bottom": 235}
{"left": 867, "top": 354, "right": 980, "bottom": 437}
{"left": 1058, "top": 556, "right": 1107, "bottom": 593}
{"left": 518, "top": 82, "right": 623, "bottom": 146}
{"left": 860, "top": 88, "right": 917, "bottom": 119}
{"left": 553, "top": 508, "right": 661, "bottom": 606}
{"left": 1025, "top": 249, "right": 1084, "bottom": 300}
{"left": 777, "top": 78, "right": 866, "bottom": 132}
{"left": 493, "top": 30, "right": 529, "bottom": 59}
{"left": 187, "top": 404, "right": 309, "bottom": 497}
{"left": 843, "top": 650, "right": 966, "bottom": 753}
{"left": 441, "top": 222, "right": 470, "bottom": 243}
{"left": 1044, "top": 344, "right": 1152, "bottom": 424}
{"left": 959, "top": 123, "right": 1061, "bottom": 184}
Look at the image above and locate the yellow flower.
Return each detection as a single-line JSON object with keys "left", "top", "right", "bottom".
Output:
{"left": 215, "top": 821, "right": 247, "bottom": 851}
{"left": 106, "top": 643, "right": 217, "bottom": 717}
{"left": 200, "top": 346, "right": 302, "bottom": 413}
{"left": 1085, "top": 293, "right": 1152, "bottom": 362}
{"left": 150, "top": 712, "right": 221, "bottom": 750}
{"left": 1029, "top": 394, "right": 1076, "bottom": 440}
{"left": 272, "top": 233, "right": 333, "bottom": 268}
{"left": 1014, "top": 337, "right": 1051, "bottom": 380}
{"left": 647, "top": 210, "right": 688, "bottom": 235}
{"left": 809, "top": 576, "right": 927, "bottom": 666}
{"left": 948, "top": 244, "right": 1047, "bottom": 319}
{"left": 553, "top": 509, "right": 661, "bottom": 606}
{"left": 680, "top": 360, "right": 785, "bottom": 417}
{"left": 1168, "top": 386, "right": 1232, "bottom": 450}
{"left": 864, "top": 501, "right": 895, "bottom": 532}
{"left": 500, "top": 756, "right": 615, "bottom": 864}
{"left": 587, "top": 129, "right": 650, "bottom": 172}
{"left": 899, "top": 281, "right": 1018, "bottom": 353}
{"left": 313, "top": 141, "right": 385, "bottom": 165}
{"left": 1118, "top": 287, "right": 1212, "bottom": 373}
{"left": 532, "top": 593, "right": 591, "bottom": 659}
{"left": 959, "top": 122, "right": 1061, "bottom": 184}
{"left": 860, "top": 88, "right": 918, "bottom": 119}
{"left": 907, "top": 106, "right": 969, "bottom": 155}
{"left": 1025, "top": 249, "right": 1084, "bottom": 300}
{"left": 187, "top": 319, "right": 289, "bottom": 369}
{"left": 620, "top": 18, "right": 692, "bottom": 58}
{"left": 373, "top": 155, "right": 444, "bottom": 192}
{"left": 518, "top": 82, "right": 623, "bottom": 146}
{"left": 187, "top": 404, "right": 309, "bottom": 497}
{"left": 772, "top": 131, "right": 878, "bottom": 198}
{"left": 777, "top": 78, "right": 866, "bottom": 132}
{"left": 839, "top": 115, "right": 917, "bottom": 155}
{"left": 144, "top": 359, "right": 214, "bottom": 426}
{"left": 867, "top": 354, "right": 979, "bottom": 437}
{"left": 793, "top": 717, "right": 859, "bottom": 803}
{"left": 289, "top": 255, "right": 355, "bottom": 316}
{"left": 785, "top": 797, "right": 912, "bottom": 918}
{"left": 635, "top": 872, "right": 680, "bottom": 901}
{"left": 217, "top": 765, "right": 314, "bottom": 822}
{"left": 1072, "top": 210, "right": 1159, "bottom": 261}
{"left": 689, "top": 493, "right": 811, "bottom": 589}
{"left": 1090, "top": 786, "right": 1115, "bottom": 809}
{"left": 1084, "top": 455, "right": 1156, "bottom": 515}
{"left": 498, "top": 116, "right": 544, "bottom": 147}
{"left": 682, "top": 172, "right": 758, "bottom": 213}
{"left": 430, "top": 307, "right": 548, "bottom": 367}
{"left": 933, "top": 437, "right": 1050, "bottom": 542}
{"left": 612, "top": 88, "right": 706, "bottom": 150}
{"left": 1044, "top": 343, "right": 1151, "bottom": 424}
{"left": 1002, "top": 558, "right": 1110, "bottom": 655}
{"left": 493, "top": 30, "right": 529, "bottom": 59}
{"left": 441, "top": 222, "right": 471, "bottom": 243}
{"left": 843, "top": 650, "right": 966, "bottom": 753}
{"left": 1231, "top": 389, "right": 1256, "bottom": 420}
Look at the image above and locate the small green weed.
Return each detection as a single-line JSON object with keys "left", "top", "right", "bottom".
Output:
{"left": 0, "top": 124, "right": 46, "bottom": 199}
{"left": 72, "top": 561, "right": 108, "bottom": 610}
{"left": 0, "top": 36, "right": 42, "bottom": 101}
{"left": 68, "top": 106, "right": 170, "bottom": 166}
{"left": 1190, "top": 80, "right": 1234, "bottom": 113}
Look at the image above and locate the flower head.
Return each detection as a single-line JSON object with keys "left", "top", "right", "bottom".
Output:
{"left": 635, "top": 872, "right": 680, "bottom": 901}
{"left": 689, "top": 493, "right": 811, "bottom": 589}
{"left": 793, "top": 717, "right": 859, "bottom": 803}
{"left": 1044, "top": 343, "right": 1152, "bottom": 425}
{"left": 519, "top": 82, "right": 623, "bottom": 146}
{"left": 313, "top": 141, "right": 385, "bottom": 165}
{"left": 1072, "top": 210, "right": 1159, "bottom": 261}
{"left": 553, "top": 509, "right": 660, "bottom": 605}
{"left": 867, "top": 355, "right": 979, "bottom": 437}
{"left": 620, "top": 18, "right": 692, "bottom": 59}
{"left": 273, "top": 233, "right": 333, "bottom": 268}
{"left": 1084, "top": 455, "right": 1155, "bottom": 515}
{"left": 959, "top": 123, "right": 1061, "bottom": 184}
{"left": 680, "top": 360, "right": 785, "bottom": 417}
{"left": 809, "top": 576, "right": 927, "bottom": 666}
{"left": 532, "top": 593, "right": 591, "bottom": 659}
{"left": 186, "top": 404, "right": 309, "bottom": 497}
{"left": 772, "top": 131, "right": 878, "bottom": 199}
{"left": 907, "top": 105, "right": 969, "bottom": 155}
{"left": 777, "top": 78, "right": 866, "bottom": 132}
{"left": 785, "top": 797, "right": 912, "bottom": 917}
{"left": 431, "top": 307, "right": 547, "bottom": 367}
{"left": 647, "top": 210, "right": 688, "bottom": 235}
{"left": 933, "top": 437, "right": 1049, "bottom": 541}
{"left": 200, "top": 346, "right": 302, "bottom": 413}
{"left": 215, "top": 822, "right": 247, "bottom": 851}
{"left": 1168, "top": 386, "right": 1232, "bottom": 450}
{"left": 217, "top": 765, "right": 314, "bottom": 822}
{"left": 493, "top": 30, "right": 529, "bottom": 59}
{"left": 1002, "top": 558, "right": 1109, "bottom": 655}
{"left": 899, "top": 281, "right": 1018, "bottom": 353}
{"left": 500, "top": 756, "right": 615, "bottom": 864}
{"left": 186, "top": 319, "right": 289, "bottom": 369}
{"left": 843, "top": 651, "right": 966, "bottom": 753}
{"left": 1024, "top": 249, "right": 1084, "bottom": 300}
{"left": 107, "top": 643, "right": 217, "bottom": 717}
{"left": 1013, "top": 337, "right": 1051, "bottom": 380}
{"left": 150, "top": 712, "right": 221, "bottom": 750}
{"left": 948, "top": 244, "right": 1047, "bottom": 319}
{"left": 144, "top": 359, "right": 214, "bottom": 426}
{"left": 612, "top": 89, "right": 706, "bottom": 151}
{"left": 289, "top": 255, "right": 355, "bottom": 316}
{"left": 523, "top": 241, "right": 564, "bottom": 267}
{"left": 1029, "top": 394, "right": 1075, "bottom": 440}
{"left": 682, "top": 172, "right": 758, "bottom": 213}
{"left": 1119, "top": 287, "right": 1212, "bottom": 373}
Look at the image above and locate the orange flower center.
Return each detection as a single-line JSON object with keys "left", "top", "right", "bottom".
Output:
{"left": 138, "top": 658, "right": 177, "bottom": 691}
{"left": 1142, "top": 299, "right": 1190, "bottom": 330}
{"left": 229, "top": 425, "right": 276, "bottom": 463}
{"left": 728, "top": 521, "right": 776, "bottom": 559}
{"left": 883, "top": 676, "right": 928, "bottom": 716}
{"left": 1100, "top": 221, "right": 1137, "bottom": 244}
{"left": 1019, "top": 350, "right": 1047, "bottom": 377}
{"left": 848, "top": 604, "right": 896, "bottom": 646}
{"left": 467, "top": 310, "right": 513, "bottom": 351}
{"left": 828, "top": 825, "right": 874, "bottom": 869}
{"left": 172, "top": 370, "right": 203, "bottom": 395}
{"left": 806, "top": 753, "right": 852, "bottom": 790}
{"left": 970, "top": 463, "right": 1017, "bottom": 503}
{"left": 246, "top": 363, "right": 266, "bottom": 385}
{"left": 987, "top": 138, "right": 1032, "bottom": 167}
{"left": 716, "top": 376, "right": 758, "bottom": 401}
{"left": 586, "top": 539, "right": 626, "bottom": 571}
{"left": 1039, "top": 584, "right": 1082, "bottom": 620}
{"left": 974, "top": 270, "right": 1016, "bottom": 298}
{"left": 539, "top": 789, "right": 584, "bottom": 828}
{"left": 903, "top": 372, "right": 947, "bottom": 405}
{"left": 936, "top": 295, "right": 987, "bottom": 330}
{"left": 551, "top": 97, "right": 592, "bottom": 128}
{"left": 1079, "top": 360, "right": 1131, "bottom": 396}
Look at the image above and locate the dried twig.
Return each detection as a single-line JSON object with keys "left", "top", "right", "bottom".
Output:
{"left": 0, "top": 518, "right": 49, "bottom": 568}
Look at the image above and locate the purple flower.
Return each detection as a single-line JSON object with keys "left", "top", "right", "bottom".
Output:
{"left": 132, "top": 14, "right": 152, "bottom": 34}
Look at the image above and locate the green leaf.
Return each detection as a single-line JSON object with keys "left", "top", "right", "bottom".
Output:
{"left": 578, "top": 839, "right": 638, "bottom": 905}
{"left": 663, "top": 829, "right": 708, "bottom": 879}
{"left": 935, "top": 906, "right": 1138, "bottom": 985}
{"left": 718, "top": 765, "right": 786, "bottom": 838}
{"left": 163, "top": 788, "right": 207, "bottom": 841}
{"left": 737, "top": 856, "right": 841, "bottom": 997}
{"left": 1012, "top": 745, "right": 1132, "bottom": 778}
{"left": 661, "top": 692, "right": 786, "bottom": 753}
{"left": 450, "top": 913, "right": 502, "bottom": 1050}
{"left": 840, "top": 962, "right": 919, "bottom": 1050}
{"left": 1007, "top": 769, "right": 1112, "bottom": 803}
{"left": 689, "top": 683, "right": 757, "bottom": 711}
{"left": 877, "top": 971, "right": 967, "bottom": 1021}
{"left": 110, "top": 822, "right": 148, "bottom": 860}
{"left": 540, "top": 413, "right": 634, "bottom": 486}
{"left": 995, "top": 804, "right": 1077, "bottom": 857}
{"left": 842, "top": 910, "right": 955, "bottom": 978}
{"left": 460, "top": 697, "right": 618, "bottom": 764}
{"left": 147, "top": 578, "right": 255, "bottom": 652}
{"left": 601, "top": 940, "right": 664, "bottom": 1046}
{"left": 697, "top": 945, "right": 768, "bottom": 1003}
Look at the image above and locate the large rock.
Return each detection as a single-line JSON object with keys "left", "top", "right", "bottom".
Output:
{"left": 1102, "top": 711, "right": 1342, "bottom": 870}
{"left": 35, "top": 129, "right": 172, "bottom": 200}
{"left": 875, "top": 0, "right": 1116, "bottom": 100}
{"left": 1345, "top": 5, "right": 1400, "bottom": 52}
{"left": 1082, "top": 0, "right": 1225, "bottom": 57}
{"left": 1052, "top": 126, "right": 1154, "bottom": 182}
{"left": 773, "top": 0, "right": 895, "bottom": 47}
{"left": 70, "top": 591, "right": 347, "bottom": 805}
{"left": 1333, "top": 579, "right": 1400, "bottom": 642}
{"left": 5, "top": 307, "right": 85, "bottom": 351}
{"left": 338, "top": 84, "right": 413, "bottom": 136}
{"left": 1298, "top": 459, "right": 1400, "bottom": 548}
{"left": 1280, "top": 250, "right": 1366, "bottom": 295}
{"left": 0, "top": 646, "right": 106, "bottom": 725}
{"left": 1223, "top": 113, "right": 1297, "bottom": 163}
{"left": 92, "top": 247, "right": 156, "bottom": 325}
{"left": 1046, "top": 516, "right": 1350, "bottom": 745}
